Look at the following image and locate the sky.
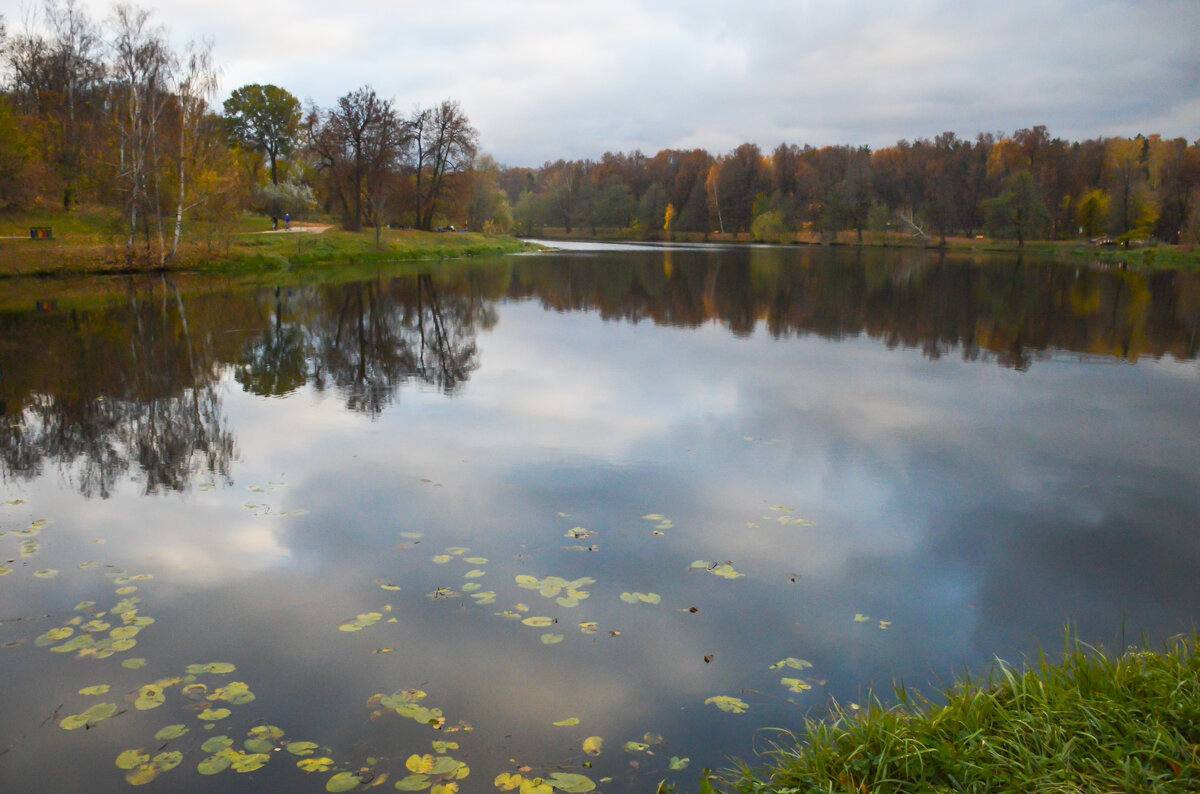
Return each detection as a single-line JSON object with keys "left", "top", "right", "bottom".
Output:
{"left": 21, "top": 0, "right": 1200, "bottom": 165}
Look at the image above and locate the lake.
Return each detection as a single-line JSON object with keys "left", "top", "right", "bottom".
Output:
{"left": 2, "top": 242, "right": 1199, "bottom": 793}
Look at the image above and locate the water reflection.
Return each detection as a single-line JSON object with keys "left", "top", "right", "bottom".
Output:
{"left": 0, "top": 247, "right": 1198, "bottom": 793}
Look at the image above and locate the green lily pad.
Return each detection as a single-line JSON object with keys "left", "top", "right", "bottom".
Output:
{"left": 552, "top": 717, "right": 580, "bottom": 727}
{"left": 297, "top": 756, "right": 334, "bottom": 772}
{"left": 201, "top": 735, "right": 233, "bottom": 753}
{"left": 582, "top": 736, "right": 603, "bottom": 756}
{"left": 115, "top": 749, "right": 150, "bottom": 770}
{"left": 197, "top": 707, "right": 231, "bottom": 721}
{"left": 326, "top": 771, "right": 362, "bottom": 792}
{"left": 522, "top": 616, "right": 555, "bottom": 628}
{"left": 769, "top": 657, "right": 813, "bottom": 671}
{"left": 623, "top": 741, "right": 649, "bottom": 753}
{"left": 464, "top": 557, "right": 488, "bottom": 565}
{"left": 547, "top": 772, "right": 596, "bottom": 792}
{"left": 669, "top": 756, "right": 690, "bottom": 770}
{"left": 230, "top": 751, "right": 271, "bottom": 772}
{"left": 470, "top": 591, "right": 497, "bottom": 605}
{"left": 60, "top": 702, "right": 118, "bottom": 730}
{"left": 122, "top": 658, "right": 148, "bottom": 669}
{"left": 431, "top": 741, "right": 459, "bottom": 754}
{"left": 705, "top": 695, "right": 749, "bottom": 713}
{"left": 854, "top": 613, "right": 871, "bottom": 623}
{"left": 154, "top": 724, "right": 189, "bottom": 741}
{"left": 198, "top": 753, "right": 232, "bottom": 775}
{"left": 619, "top": 592, "right": 660, "bottom": 604}
{"left": 540, "top": 633, "right": 564, "bottom": 645}
{"left": 338, "top": 613, "right": 382, "bottom": 632}
{"left": 33, "top": 569, "right": 59, "bottom": 579}
{"left": 185, "top": 662, "right": 236, "bottom": 674}
{"left": 287, "top": 741, "right": 320, "bottom": 755}
{"left": 395, "top": 773, "right": 432, "bottom": 790}
{"left": 135, "top": 685, "right": 165, "bottom": 710}
{"left": 464, "top": 569, "right": 486, "bottom": 579}
{"left": 79, "top": 684, "right": 111, "bottom": 696}
{"left": 432, "top": 555, "right": 452, "bottom": 564}
{"left": 209, "top": 681, "right": 255, "bottom": 704}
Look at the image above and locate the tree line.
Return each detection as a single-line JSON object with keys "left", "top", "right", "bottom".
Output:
{"left": 2, "top": 2, "right": 1198, "bottom": 259}
{"left": 505, "top": 130, "right": 1200, "bottom": 247}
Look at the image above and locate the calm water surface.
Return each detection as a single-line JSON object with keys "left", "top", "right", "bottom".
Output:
{"left": 2, "top": 244, "right": 1199, "bottom": 792}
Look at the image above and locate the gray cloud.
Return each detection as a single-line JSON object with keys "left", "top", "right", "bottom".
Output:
{"left": 65, "top": 0, "right": 1200, "bottom": 163}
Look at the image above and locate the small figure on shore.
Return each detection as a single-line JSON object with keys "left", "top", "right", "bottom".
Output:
{"left": 271, "top": 216, "right": 278, "bottom": 230}
{"left": 284, "top": 212, "right": 291, "bottom": 230}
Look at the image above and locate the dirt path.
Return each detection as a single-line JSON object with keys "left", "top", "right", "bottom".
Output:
{"left": 253, "top": 224, "right": 332, "bottom": 235}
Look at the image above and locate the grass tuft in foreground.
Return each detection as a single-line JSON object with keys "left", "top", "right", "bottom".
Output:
{"left": 730, "top": 635, "right": 1200, "bottom": 793}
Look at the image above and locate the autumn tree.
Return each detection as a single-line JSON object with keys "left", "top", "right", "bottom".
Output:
{"left": 410, "top": 100, "right": 478, "bottom": 230}
{"left": 306, "top": 86, "right": 404, "bottom": 232}
{"left": 223, "top": 83, "right": 301, "bottom": 186}
{"left": 984, "top": 170, "right": 1048, "bottom": 246}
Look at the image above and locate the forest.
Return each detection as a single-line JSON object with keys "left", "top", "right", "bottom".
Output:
{"left": 2, "top": 1, "right": 1199, "bottom": 261}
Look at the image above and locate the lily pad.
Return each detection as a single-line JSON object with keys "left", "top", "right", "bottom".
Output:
{"left": 705, "top": 695, "right": 749, "bottom": 713}
{"left": 185, "top": 662, "right": 236, "bottom": 674}
{"left": 552, "top": 717, "right": 580, "bottom": 727}
{"left": 521, "top": 616, "right": 555, "bottom": 628}
{"left": 395, "top": 774, "right": 432, "bottom": 790}
{"left": 134, "top": 685, "right": 166, "bottom": 710}
{"left": 198, "top": 753, "right": 232, "bottom": 775}
{"left": 201, "top": 736, "right": 233, "bottom": 753}
{"left": 297, "top": 757, "right": 334, "bottom": 772}
{"left": 197, "top": 707, "right": 231, "bottom": 721}
{"left": 769, "top": 657, "right": 813, "bottom": 671}
{"left": 619, "top": 592, "right": 660, "bottom": 604}
{"left": 230, "top": 751, "right": 270, "bottom": 772}
{"left": 582, "top": 736, "right": 603, "bottom": 756}
{"left": 338, "top": 612, "right": 383, "bottom": 632}
{"left": 780, "top": 677, "right": 812, "bottom": 693}
{"left": 209, "top": 681, "right": 255, "bottom": 704}
{"left": 547, "top": 772, "right": 596, "bottom": 792}
{"left": 33, "top": 569, "right": 59, "bottom": 579}
{"left": 122, "top": 658, "right": 147, "bottom": 670}
{"left": 853, "top": 613, "right": 871, "bottom": 623}
{"left": 287, "top": 741, "right": 320, "bottom": 756}
{"left": 154, "top": 724, "right": 189, "bottom": 741}
{"left": 326, "top": 771, "right": 362, "bottom": 792}
{"left": 115, "top": 749, "right": 150, "bottom": 770}
{"left": 669, "top": 757, "right": 690, "bottom": 770}
{"left": 623, "top": 741, "right": 649, "bottom": 753}
{"left": 79, "top": 684, "right": 111, "bottom": 696}
{"left": 540, "top": 633, "right": 564, "bottom": 645}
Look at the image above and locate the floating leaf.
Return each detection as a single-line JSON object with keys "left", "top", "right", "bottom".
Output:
{"left": 186, "top": 662, "right": 236, "bottom": 674}
{"left": 464, "top": 557, "right": 489, "bottom": 565}
{"left": 230, "top": 751, "right": 270, "bottom": 773}
{"left": 780, "top": 678, "right": 812, "bottom": 693}
{"left": 35, "top": 627, "right": 74, "bottom": 647}
{"left": 122, "top": 658, "right": 148, "bottom": 670}
{"left": 395, "top": 774, "right": 432, "bottom": 790}
{"left": 582, "top": 736, "right": 603, "bottom": 756}
{"left": 470, "top": 591, "right": 497, "bottom": 605}
{"left": 432, "top": 741, "right": 459, "bottom": 754}
{"left": 209, "top": 681, "right": 255, "bottom": 704}
{"left": 380, "top": 584, "right": 402, "bottom": 591}
{"left": 135, "top": 685, "right": 165, "bottom": 710}
{"left": 432, "top": 555, "right": 452, "bottom": 565}
{"left": 879, "top": 620, "right": 892, "bottom": 630}
{"left": 669, "top": 757, "right": 690, "bottom": 771}
{"left": 399, "top": 532, "right": 424, "bottom": 540}
{"left": 287, "top": 741, "right": 320, "bottom": 755}
{"left": 521, "top": 616, "right": 555, "bottom": 628}
{"left": 116, "top": 750, "right": 151, "bottom": 770}
{"left": 125, "top": 751, "right": 182, "bottom": 786}
{"left": 623, "top": 741, "right": 649, "bottom": 753}
{"left": 60, "top": 702, "right": 118, "bottom": 730}
{"left": 462, "top": 583, "right": 482, "bottom": 593}
{"left": 579, "top": 622, "right": 598, "bottom": 634}
{"left": 552, "top": 717, "right": 580, "bottom": 727}
{"left": 197, "top": 707, "right": 231, "bottom": 721}
{"left": 770, "top": 657, "right": 813, "bottom": 671}
{"left": 198, "top": 754, "right": 232, "bottom": 775}
{"left": 201, "top": 736, "right": 233, "bottom": 753}
{"left": 704, "top": 696, "right": 749, "bottom": 713}
{"left": 464, "top": 570, "right": 486, "bottom": 579}
{"left": 115, "top": 586, "right": 138, "bottom": 595}
{"left": 643, "top": 514, "right": 665, "bottom": 521}
{"left": 339, "top": 613, "right": 383, "bottom": 632}
{"left": 853, "top": 614, "right": 870, "bottom": 623}
{"left": 619, "top": 592, "right": 660, "bottom": 605}
{"left": 154, "top": 724, "right": 189, "bottom": 741}
{"left": 540, "top": 633, "right": 564, "bottom": 645}
{"left": 297, "top": 757, "right": 334, "bottom": 773}
{"left": 33, "top": 569, "right": 59, "bottom": 579}
{"left": 494, "top": 772, "right": 523, "bottom": 790}
{"left": 79, "top": 684, "right": 111, "bottom": 696}
{"left": 546, "top": 772, "right": 596, "bottom": 793}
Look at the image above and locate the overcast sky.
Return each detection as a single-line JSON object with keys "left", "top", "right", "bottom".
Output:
{"left": 27, "top": 0, "right": 1200, "bottom": 165}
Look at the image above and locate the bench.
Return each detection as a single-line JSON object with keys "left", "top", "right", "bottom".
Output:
{"left": 30, "top": 227, "right": 53, "bottom": 240}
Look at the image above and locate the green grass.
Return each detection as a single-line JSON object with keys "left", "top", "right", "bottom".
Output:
{"left": 728, "top": 635, "right": 1200, "bottom": 793}
{"left": 0, "top": 208, "right": 537, "bottom": 276}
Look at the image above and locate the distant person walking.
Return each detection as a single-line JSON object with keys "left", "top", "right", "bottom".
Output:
{"left": 284, "top": 213, "right": 291, "bottom": 230}
{"left": 271, "top": 216, "right": 278, "bottom": 230}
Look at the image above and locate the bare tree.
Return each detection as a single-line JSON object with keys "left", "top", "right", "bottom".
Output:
{"left": 169, "top": 37, "right": 218, "bottom": 257}
{"left": 306, "top": 85, "right": 403, "bottom": 232}
{"left": 409, "top": 99, "right": 477, "bottom": 230}
{"left": 109, "top": 4, "right": 173, "bottom": 262}
{"left": 45, "top": 0, "right": 100, "bottom": 209}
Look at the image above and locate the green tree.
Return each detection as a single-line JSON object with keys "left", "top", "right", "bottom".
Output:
{"left": 984, "top": 170, "right": 1049, "bottom": 246}
{"left": 223, "top": 83, "right": 301, "bottom": 185}
{"left": 1077, "top": 189, "right": 1109, "bottom": 238}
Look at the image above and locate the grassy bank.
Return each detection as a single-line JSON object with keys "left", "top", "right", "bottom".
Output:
{"left": 528, "top": 227, "right": 1200, "bottom": 270}
{"left": 727, "top": 636, "right": 1200, "bottom": 793}
{"left": 0, "top": 209, "right": 537, "bottom": 277}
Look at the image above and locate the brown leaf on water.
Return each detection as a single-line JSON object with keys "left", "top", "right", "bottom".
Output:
{"left": 703, "top": 655, "right": 713, "bottom": 664}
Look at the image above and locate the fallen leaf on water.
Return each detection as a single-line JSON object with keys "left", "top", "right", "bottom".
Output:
{"left": 703, "top": 655, "right": 713, "bottom": 664}
{"left": 540, "top": 633, "right": 564, "bottom": 645}
{"left": 552, "top": 717, "right": 580, "bottom": 727}
{"left": 668, "top": 757, "right": 690, "bottom": 771}
{"left": 582, "top": 736, "right": 603, "bottom": 756}
{"left": 853, "top": 614, "right": 870, "bottom": 623}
